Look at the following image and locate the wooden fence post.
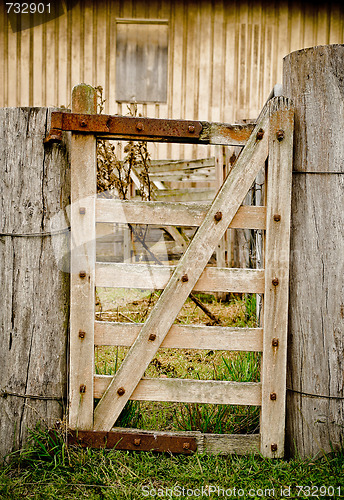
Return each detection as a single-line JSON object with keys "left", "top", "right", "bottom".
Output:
{"left": 284, "top": 45, "right": 344, "bottom": 457}
{"left": 69, "top": 84, "right": 97, "bottom": 430}
{"left": 0, "top": 108, "right": 70, "bottom": 460}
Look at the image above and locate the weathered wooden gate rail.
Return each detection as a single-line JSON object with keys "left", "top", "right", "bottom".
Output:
{"left": 49, "top": 84, "right": 293, "bottom": 458}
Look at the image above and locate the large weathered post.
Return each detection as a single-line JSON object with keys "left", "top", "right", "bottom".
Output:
{"left": 0, "top": 108, "right": 70, "bottom": 460}
{"left": 284, "top": 45, "right": 344, "bottom": 457}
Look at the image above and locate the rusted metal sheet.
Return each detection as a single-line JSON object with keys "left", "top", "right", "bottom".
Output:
{"left": 67, "top": 429, "right": 197, "bottom": 454}
{"left": 45, "top": 112, "right": 254, "bottom": 145}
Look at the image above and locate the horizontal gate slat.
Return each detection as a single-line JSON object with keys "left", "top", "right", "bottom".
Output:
{"left": 94, "top": 376, "right": 262, "bottom": 405}
{"left": 95, "top": 264, "right": 265, "bottom": 293}
{"left": 94, "top": 322, "right": 263, "bottom": 351}
{"left": 96, "top": 199, "right": 266, "bottom": 229}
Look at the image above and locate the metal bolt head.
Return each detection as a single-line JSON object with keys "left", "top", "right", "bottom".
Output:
{"left": 271, "top": 443, "right": 278, "bottom": 452}
{"left": 273, "top": 214, "right": 281, "bottom": 222}
{"left": 272, "top": 278, "right": 279, "bottom": 286}
{"left": 134, "top": 438, "right": 141, "bottom": 446}
{"left": 149, "top": 333, "right": 156, "bottom": 341}
{"left": 182, "top": 442, "right": 190, "bottom": 450}
{"left": 270, "top": 392, "right": 277, "bottom": 401}
{"left": 181, "top": 274, "right": 189, "bottom": 283}
{"left": 256, "top": 128, "right": 264, "bottom": 140}
{"left": 136, "top": 122, "right": 144, "bottom": 131}
{"left": 188, "top": 125, "right": 195, "bottom": 133}
{"left": 79, "top": 207, "right": 86, "bottom": 215}
{"left": 214, "top": 211, "right": 223, "bottom": 222}
{"left": 80, "top": 384, "right": 86, "bottom": 393}
{"left": 272, "top": 338, "right": 279, "bottom": 347}
{"left": 276, "top": 129, "right": 284, "bottom": 141}
{"left": 80, "top": 120, "right": 87, "bottom": 128}
{"left": 117, "top": 387, "right": 125, "bottom": 396}
{"left": 79, "top": 330, "right": 86, "bottom": 339}
{"left": 79, "top": 271, "right": 86, "bottom": 279}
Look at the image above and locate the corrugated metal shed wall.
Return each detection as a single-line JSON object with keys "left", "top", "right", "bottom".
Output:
{"left": 1, "top": 0, "right": 343, "bottom": 159}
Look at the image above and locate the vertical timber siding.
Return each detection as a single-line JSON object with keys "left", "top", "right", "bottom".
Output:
{"left": 1, "top": 0, "right": 344, "bottom": 159}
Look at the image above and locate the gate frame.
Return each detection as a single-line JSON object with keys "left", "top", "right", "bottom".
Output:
{"left": 46, "top": 84, "right": 293, "bottom": 458}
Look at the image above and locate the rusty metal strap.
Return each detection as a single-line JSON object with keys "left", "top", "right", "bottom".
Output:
{"left": 44, "top": 112, "right": 254, "bottom": 145}
{"left": 46, "top": 112, "right": 202, "bottom": 142}
{"left": 67, "top": 429, "right": 197, "bottom": 454}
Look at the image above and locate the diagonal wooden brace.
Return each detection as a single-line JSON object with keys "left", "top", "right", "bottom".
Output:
{"left": 93, "top": 100, "right": 273, "bottom": 432}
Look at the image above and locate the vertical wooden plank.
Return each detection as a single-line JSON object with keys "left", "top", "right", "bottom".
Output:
{"left": 109, "top": 1, "right": 119, "bottom": 115}
{"left": 249, "top": 4, "right": 262, "bottom": 118}
{"left": 315, "top": 5, "right": 330, "bottom": 46}
{"left": 84, "top": 0, "right": 94, "bottom": 85}
{"left": 303, "top": 3, "right": 316, "bottom": 49}
{"left": 170, "top": 0, "right": 183, "bottom": 159}
{"left": 33, "top": 23, "right": 43, "bottom": 106}
{"left": 328, "top": 3, "right": 342, "bottom": 44}
{"left": 69, "top": 84, "right": 97, "bottom": 430}
{"left": 19, "top": 22, "right": 30, "bottom": 105}
{"left": 288, "top": 0, "right": 302, "bottom": 53}
{"left": 211, "top": 0, "right": 224, "bottom": 123}
{"left": 45, "top": 18, "right": 56, "bottom": 106}
{"left": 276, "top": 1, "right": 289, "bottom": 83}
{"left": 183, "top": 0, "right": 197, "bottom": 159}
{"left": 71, "top": 1, "right": 82, "bottom": 90}
{"left": 58, "top": 6, "right": 68, "bottom": 107}
{"left": 7, "top": 18, "right": 17, "bottom": 106}
{"left": 0, "top": 2, "right": 6, "bottom": 107}
{"left": 260, "top": 97, "right": 293, "bottom": 458}
{"left": 223, "top": 1, "right": 236, "bottom": 123}
{"left": 95, "top": 1, "right": 107, "bottom": 108}
{"left": 215, "top": 145, "right": 226, "bottom": 300}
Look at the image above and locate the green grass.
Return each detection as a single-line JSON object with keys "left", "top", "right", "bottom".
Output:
{"left": 0, "top": 427, "right": 343, "bottom": 499}
{"left": 94, "top": 293, "right": 261, "bottom": 435}
{"left": 3, "top": 294, "right": 342, "bottom": 499}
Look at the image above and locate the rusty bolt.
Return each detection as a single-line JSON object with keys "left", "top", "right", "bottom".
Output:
{"left": 272, "top": 278, "right": 279, "bottom": 286}
{"left": 272, "top": 338, "right": 279, "bottom": 347}
{"left": 182, "top": 442, "right": 190, "bottom": 450}
{"left": 273, "top": 214, "right": 281, "bottom": 222}
{"left": 136, "top": 122, "right": 144, "bottom": 131}
{"left": 80, "top": 120, "right": 87, "bottom": 128}
{"left": 276, "top": 129, "right": 284, "bottom": 141}
{"left": 270, "top": 392, "right": 277, "bottom": 401}
{"left": 134, "top": 438, "right": 141, "bottom": 446}
{"left": 79, "top": 330, "right": 86, "bottom": 339}
{"left": 149, "top": 333, "right": 156, "bottom": 341}
{"left": 181, "top": 274, "right": 189, "bottom": 283}
{"left": 80, "top": 384, "right": 86, "bottom": 393}
{"left": 188, "top": 125, "right": 195, "bottom": 133}
{"left": 214, "top": 211, "right": 223, "bottom": 222}
{"left": 79, "top": 207, "right": 86, "bottom": 215}
{"left": 271, "top": 443, "right": 278, "bottom": 452}
{"left": 117, "top": 387, "right": 125, "bottom": 396}
{"left": 256, "top": 128, "right": 264, "bottom": 140}
{"left": 79, "top": 271, "right": 86, "bottom": 279}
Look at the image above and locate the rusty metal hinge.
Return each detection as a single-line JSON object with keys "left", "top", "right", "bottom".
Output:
{"left": 44, "top": 112, "right": 203, "bottom": 143}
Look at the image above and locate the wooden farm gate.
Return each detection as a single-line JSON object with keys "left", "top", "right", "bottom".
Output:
{"left": 46, "top": 85, "right": 293, "bottom": 458}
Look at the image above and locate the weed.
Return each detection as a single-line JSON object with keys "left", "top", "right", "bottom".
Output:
{"left": 1, "top": 427, "right": 343, "bottom": 500}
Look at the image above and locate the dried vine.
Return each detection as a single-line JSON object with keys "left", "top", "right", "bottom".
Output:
{"left": 94, "top": 87, "right": 221, "bottom": 325}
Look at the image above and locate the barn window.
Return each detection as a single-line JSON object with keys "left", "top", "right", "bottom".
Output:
{"left": 115, "top": 19, "right": 169, "bottom": 103}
